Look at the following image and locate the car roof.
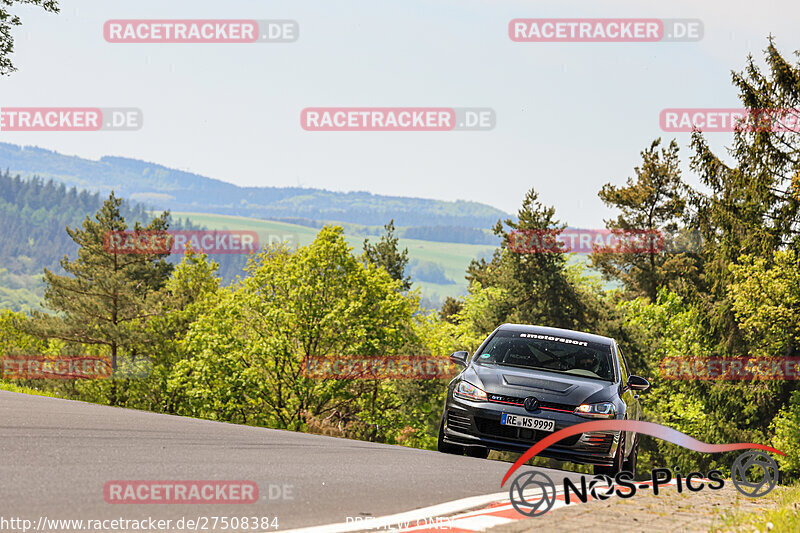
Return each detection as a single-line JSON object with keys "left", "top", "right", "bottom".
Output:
{"left": 497, "top": 323, "right": 616, "bottom": 346}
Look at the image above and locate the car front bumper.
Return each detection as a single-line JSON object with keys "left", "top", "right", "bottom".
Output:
{"left": 442, "top": 396, "right": 622, "bottom": 466}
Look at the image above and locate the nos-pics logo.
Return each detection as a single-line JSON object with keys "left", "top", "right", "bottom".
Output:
{"left": 502, "top": 420, "right": 783, "bottom": 518}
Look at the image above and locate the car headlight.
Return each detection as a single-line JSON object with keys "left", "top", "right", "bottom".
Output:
{"left": 574, "top": 402, "right": 616, "bottom": 419}
{"left": 454, "top": 381, "right": 487, "bottom": 402}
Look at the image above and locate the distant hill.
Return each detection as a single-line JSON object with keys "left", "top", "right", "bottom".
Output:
{"left": 0, "top": 172, "right": 248, "bottom": 312}
{"left": 0, "top": 171, "right": 152, "bottom": 275}
{"left": 0, "top": 143, "right": 508, "bottom": 229}
{"left": 0, "top": 172, "right": 498, "bottom": 312}
{"left": 0, "top": 171, "right": 155, "bottom": 312}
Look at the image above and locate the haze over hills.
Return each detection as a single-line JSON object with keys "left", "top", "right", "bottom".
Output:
{"left": 0, "top": 143, "right": 508, "bottom": 229}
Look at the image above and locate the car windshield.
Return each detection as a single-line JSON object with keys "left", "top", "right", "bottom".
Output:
{"left": 474, "top": 330, "right": 615, "bottom": 381}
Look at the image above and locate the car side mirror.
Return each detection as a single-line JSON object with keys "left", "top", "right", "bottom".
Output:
{"left": 628, "top": 375, "right": 650, "bottom": 391}
{"left": 450, "top": 351, "right": 469, "bottom": 366}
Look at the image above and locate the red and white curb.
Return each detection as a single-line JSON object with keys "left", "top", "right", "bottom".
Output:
{"left": 399, "top": 479, "right": 680, "bottom": 532}
{"left": 282, "top": 479, "right": 680, "bottom": 533}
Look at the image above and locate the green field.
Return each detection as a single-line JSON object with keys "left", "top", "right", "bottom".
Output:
{"left": 170, "top": 212, "right": 497, "bottom": 306}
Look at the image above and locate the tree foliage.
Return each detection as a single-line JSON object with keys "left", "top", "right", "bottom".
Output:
{"left": 363, "top": 219, "right": 412, "bottom": 291}
{"left": 168, "top": 227, "right": 422, "bottom": 442}
{"left": 690, "top": 39, "right": 800, "bottom": 350}
{"left": 26, "top": 193, "right": 173, "bottom": 378}
{"left": 591, "top": 139, "right": 696, "bottom": 301}
{"left": 1, "top": 0, "right": 59, "bottom": 75}
{"left": 467, "top": 188, "right": 601, "bottom": 331}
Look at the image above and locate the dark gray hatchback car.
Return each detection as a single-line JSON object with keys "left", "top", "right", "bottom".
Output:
{"left": 438, "top": 324, "right": 650, "bottom": 475}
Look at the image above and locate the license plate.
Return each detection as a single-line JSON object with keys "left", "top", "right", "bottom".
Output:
{"left": 501, "top": 413, "right": 555, "bottom": 432}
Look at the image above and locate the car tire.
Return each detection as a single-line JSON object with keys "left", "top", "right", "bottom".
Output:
{"left": 465, "top": 446, "right": 490, "bottom": 459}
{"left": 437, "top": 418, "right": 464, "bottom": 455}
{"left": 623, "top": 435, "right": 638, "bottom": 477}
{"left": 593, "top": 432, "right": 625, "bottom": 476}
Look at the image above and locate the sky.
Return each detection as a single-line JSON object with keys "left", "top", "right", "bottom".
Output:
{"left": 2, "top": 0, "right": 800, "bottom": 227}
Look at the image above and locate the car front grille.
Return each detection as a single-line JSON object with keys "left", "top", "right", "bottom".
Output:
{"left": 486, "top": 394, "right": 576, "bottom": 413}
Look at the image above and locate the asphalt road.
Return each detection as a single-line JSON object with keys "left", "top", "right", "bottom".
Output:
{"left": 0, "top": 391, "right": 583, "bottom": 531}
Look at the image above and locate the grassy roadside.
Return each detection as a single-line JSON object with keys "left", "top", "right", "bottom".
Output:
{"left": 711, "top": 484, "right": 800, "bottom": 532}
{"left": 0, "top": 381, "right": 63, "bottom": 398}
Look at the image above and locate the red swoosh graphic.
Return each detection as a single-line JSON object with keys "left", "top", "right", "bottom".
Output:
{"left": 501, "top": 420, "right": 785, "bottom": 487}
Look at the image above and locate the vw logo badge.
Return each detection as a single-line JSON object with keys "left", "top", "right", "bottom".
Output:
{"left": 524, "top": 396, "right": 539, "bottom": 412}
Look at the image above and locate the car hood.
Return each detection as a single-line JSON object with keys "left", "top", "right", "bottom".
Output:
{"left": 462, "top": 363, "right": 616, "bottom": 406}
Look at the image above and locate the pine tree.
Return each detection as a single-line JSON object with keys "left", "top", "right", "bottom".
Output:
{"left": 591, "top": 138, "right": 693, "bottom": 301}
{"left": 439, "top": 296, "right": 464, "bottom": 324}
{"left": 362, "top": 220, "right": 412, "bottom": 291}
{"left": 467, "top": 188, "right": 597, "bottom": 330}
{"left": 690, "top": 39, "right": 800, "bottom": 349}
{"left": 28, "top": 193, "right": 173, "bottom": 387}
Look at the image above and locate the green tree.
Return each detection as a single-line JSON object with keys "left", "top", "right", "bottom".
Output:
{"left": 771, "top": 391, "right": 800, "bottom": 479}
{"left": 591, "top": 139, "right": 694, "bottom": 301}
{"left": 727, "top": 249, "right": 800, "bottom": 437}
{"left": 363, "top": 219, "right": 411, "bottom": 291}
{"left": 690, "top": 39, "right": 800, "bottom": 349}
{"left": 1, "top": 1, "right": 59, "bottom": 75}
{"left": 729, "top": 250, "right": 800, "bottom": 358}
{"left": 169, "top": 227, "right": 419, "bottom": 439}
{"left": 0, "top": 309, "right": 47, "bottom": 357}
{"left": 467, "top": 188, "right": 598, "bottom": 330}
{"left": 438, "top": 296, "right": 463, "bottom": 324}
{"left": 130, "top": 251, "right": 222, "bottom": 412}
{"left": 27, "top": 193, "right": 173, "bottom": 386}
{"left": 621, "top": 290, "right": 778, "bottom": 475}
